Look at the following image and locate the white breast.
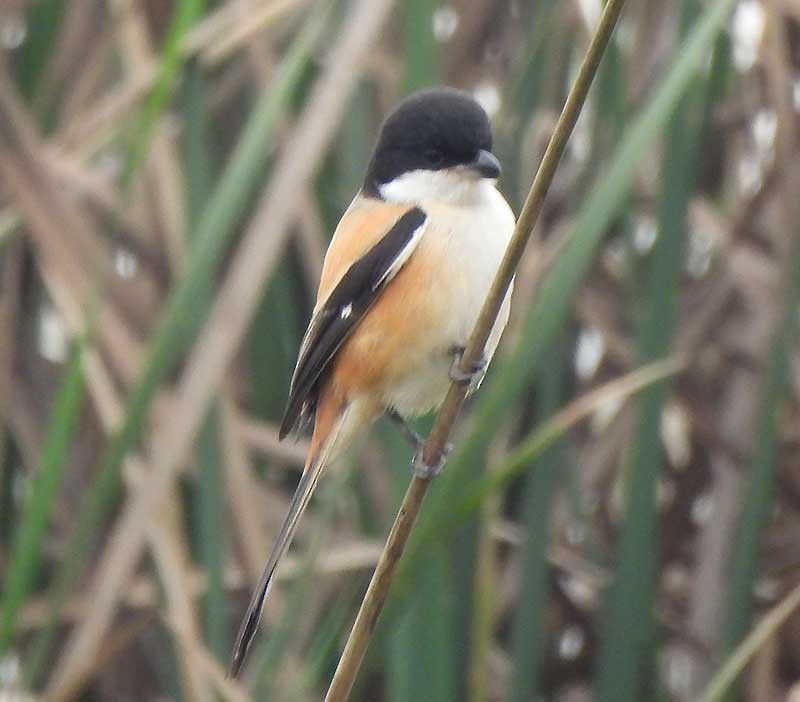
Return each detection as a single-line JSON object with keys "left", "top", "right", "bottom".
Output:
{"left": 383, "top": 179, "right": 515, "bottom": 417}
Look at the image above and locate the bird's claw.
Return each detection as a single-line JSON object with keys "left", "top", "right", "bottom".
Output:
{"left": 448, "top": 346, "right": 487, "bottom": 393}
{"left": 412, "top": 441, "right": 453, "bottom": 479}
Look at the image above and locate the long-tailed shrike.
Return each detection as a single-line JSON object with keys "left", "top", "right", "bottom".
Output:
{"left": 230, "top": 86, "right": 515, "bottom": 676}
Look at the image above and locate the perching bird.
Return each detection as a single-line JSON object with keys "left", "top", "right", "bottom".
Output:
{"left": 229, "top": 86, "right": 515, "bottom": 677}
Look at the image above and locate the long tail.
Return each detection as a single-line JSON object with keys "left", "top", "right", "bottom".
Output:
{"left": 229, "top": 393, "right": 349, "bottom": 678}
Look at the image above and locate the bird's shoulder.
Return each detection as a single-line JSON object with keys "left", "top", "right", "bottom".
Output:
{"left": 316, "top": 196, "right": 422, "bottom": 307}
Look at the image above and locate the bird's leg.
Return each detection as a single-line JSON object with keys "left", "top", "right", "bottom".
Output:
{"left": 448, "top": 345, "right": 488, "bottom": 394}
{"left": 387, "top": 408, "right": 424, "bottom": 450}
{"left": 387, "top": 409, "right": 452, "bottom": 479}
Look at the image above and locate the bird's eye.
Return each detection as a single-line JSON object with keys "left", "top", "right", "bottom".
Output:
{"left": 425, "top": 148, "right": 445, "bottom": 167}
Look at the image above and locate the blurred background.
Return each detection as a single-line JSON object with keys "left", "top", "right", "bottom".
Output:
{"left": 1, "top": 0, "right": 799, "bottom": 700}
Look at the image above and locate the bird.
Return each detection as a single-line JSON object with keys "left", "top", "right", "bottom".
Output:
{"left": 229, "top": 86, "right": 515, "bottom": 677}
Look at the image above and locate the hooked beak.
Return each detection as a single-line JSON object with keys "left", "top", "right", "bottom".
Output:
{"left": 470, "top": 149, "right": 501, "bottom": 179}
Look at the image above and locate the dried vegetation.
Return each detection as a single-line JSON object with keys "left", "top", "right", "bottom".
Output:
{"left": 1, "top": 1, "right": 799, "bottom": 701}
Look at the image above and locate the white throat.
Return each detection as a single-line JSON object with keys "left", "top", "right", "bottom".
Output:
{"left": 379, "top": 168, "right": 496, "bottom": 206}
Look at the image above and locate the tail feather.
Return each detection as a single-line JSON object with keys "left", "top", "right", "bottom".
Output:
{"left": 229, "top": 399, "right": 348, "bottom": 678}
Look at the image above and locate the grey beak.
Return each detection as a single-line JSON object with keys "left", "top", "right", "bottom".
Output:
{"left": 471, "top": 149, "right": 501, "bottom": 179}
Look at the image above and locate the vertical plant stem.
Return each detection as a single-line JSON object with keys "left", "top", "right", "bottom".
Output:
{"left": 598, "top": 2, "right": 702, "bottom": 699}
{"left": 402, "top": 0, "right": 437, "bottom": 94}
{"left": 718, "top": 11, "right": 800, "bottom": 699}
{"left": 0, "top": 341, "right": 85, "bottom": 653}
{"left": 122, "top": 0, "right": 206, "bottom": 188}
{"left": 183, "top": 58, "right": 226, "bottom": 664}
{"left": 508, "top": 336, "right": 570, "bottom": 702}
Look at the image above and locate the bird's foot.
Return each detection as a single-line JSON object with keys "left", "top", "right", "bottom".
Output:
{"left": 412, "top": 441, "right": 453, "bottom": 479}
{"left": 387, "top": 409, "right": 451, "bottom": 478}
{"left": 448, "top": 345, "right": 487, "bottom": 394}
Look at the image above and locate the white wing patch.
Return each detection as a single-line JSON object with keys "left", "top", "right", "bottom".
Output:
{"left": 372, "top": 218, "right": 428, "bottom": 290}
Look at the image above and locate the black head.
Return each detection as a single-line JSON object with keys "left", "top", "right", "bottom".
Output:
{"left": 363, "top": 87, "right": 500, "bottom": 198}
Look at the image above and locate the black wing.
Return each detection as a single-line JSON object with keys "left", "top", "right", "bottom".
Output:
{"left": 279, "top": 206, "right": 427, "bottom": 438}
